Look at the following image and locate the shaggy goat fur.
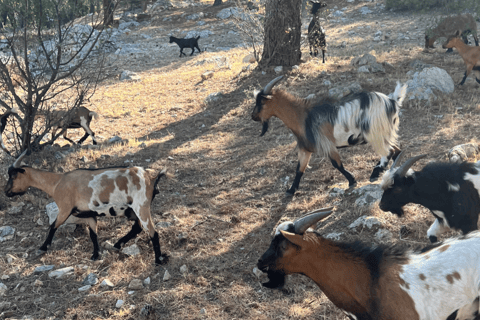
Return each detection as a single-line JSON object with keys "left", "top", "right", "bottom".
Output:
{"left": 443, "top": 31, "right": 480, "bottom": 85}
{"left": 169, "top": 35, "right": 201, "bottom": 57}
{"left": 425, "top": 13, "right": 479, "bottom": 52}
{"left": 258, "top": 209, "right": 480, "bottom": 320}
{"left": 308, "top": 1, "right": 327, "bottom": 62}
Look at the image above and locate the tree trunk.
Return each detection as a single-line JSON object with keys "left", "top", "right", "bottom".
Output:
{"left": 213, "top": 0, "right": 222, "bottom": 6}
{"left": 103, "top": 0, "right": 113, "bottom": 26}
{"left": 260, "top": 0, "right": 302, "bottom": 67}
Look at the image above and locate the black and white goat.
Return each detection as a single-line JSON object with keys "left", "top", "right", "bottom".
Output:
{"left": 308, "top": 0, "right": 327, "bottom": 63}
{"left": 252, "top": 76, "right": 407, "bottom": 194}
{"left": 379, "top": 153, "right": 480, "bottom": 243}
{"left": 5, "top": 151, "right": 169, "bottom": 264}
{"left": 258, "top": 207, "right": 480, "bottom": 320}
{"left": 46, "top": 106, "right": 99, "bottom": 145}
{"left": 0, "top": 107, "right": 19, "bottom": 155}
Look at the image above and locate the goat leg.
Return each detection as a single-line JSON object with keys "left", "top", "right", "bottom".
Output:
{"left": 287, "top": 150, "right": 312, "bottom": 195}
{"left": 330, "top": 152, "right": 356, "bottom": 188}
{"left": 113, "top": 220, "right": 142, "bottom": 249}
{"left": 190, "top": 47, "right": 195, "bottom": 56}
{"left": 460, "top": 71, "right": 468, "bottom": 85}
{"left": 151, "top": 231, "right": 168, "bottom": 265}
{"left": 39, "top": 222, "right": 58, "bottom": 254}
{"left": 89, "top": 226, "right": 100, "bottom": 260}
{"left": 77, "top": 132, "right": 90, "bottom": 145}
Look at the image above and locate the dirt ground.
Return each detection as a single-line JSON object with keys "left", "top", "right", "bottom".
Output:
{"left": 1, "top": 0, "right": 480, "bottom": 319}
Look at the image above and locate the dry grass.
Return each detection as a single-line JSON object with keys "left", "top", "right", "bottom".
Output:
{"left": 1, "top": 1, "right": 480, "bottom": 319}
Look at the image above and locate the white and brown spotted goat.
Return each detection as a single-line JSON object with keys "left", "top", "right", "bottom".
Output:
{"left": 5, "top": 151, "right": 169, "bottom": 264}
{"left": 252, "top": 76, "right": 407, "bottom": 194}
{"left": 258, "top": 207, "right": 480, "bottom": 320}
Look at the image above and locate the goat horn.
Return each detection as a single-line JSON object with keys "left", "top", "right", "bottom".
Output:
{"left": 395, "top": 154, "right": 427, "bottom": 178}
{"left": 263, "top": 76, "right": 284, "bottom": 95}
{"left": 294, "top": 206, "right": 334, "bottom": 234}
{"left": 12, "top": 149, "right": 28, "bottom": 168}
{"left": 389, "top": 151, "right": 405, "bottom": 170}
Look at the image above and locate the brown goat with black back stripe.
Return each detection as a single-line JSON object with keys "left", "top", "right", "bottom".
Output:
{"left": 443, "top": 31, "right": 480, "bottom": 85}
{"left": 252, "top": 76, "right": 407, "bottom": 194}
{"left": 5, "top": 151, "right": 169, "bottom": 265}
{"left": 258, "top": 207, "right": 480, "bottom": 320}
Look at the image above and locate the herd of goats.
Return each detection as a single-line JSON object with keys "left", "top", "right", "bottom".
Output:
{"left": 2, "top": 4, "right": 480, "bottom": 320}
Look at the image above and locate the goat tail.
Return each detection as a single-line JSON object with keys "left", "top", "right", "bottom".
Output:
{"left": 89, "top": 111, "right": 100, "bottom": 120}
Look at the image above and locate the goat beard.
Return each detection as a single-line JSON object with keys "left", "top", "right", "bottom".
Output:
{"left": 262, "top": 270, "right": 285, "bottom": 289}
{"left": 260, "top": 121, "right": 269, "bottom": 137}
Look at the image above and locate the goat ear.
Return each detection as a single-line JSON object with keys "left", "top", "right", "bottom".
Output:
{"left": 280, "top": 230, "right": 305, "bottom": 248}
{"left": 455, "top": 30, "right": 461, "bottom": 37}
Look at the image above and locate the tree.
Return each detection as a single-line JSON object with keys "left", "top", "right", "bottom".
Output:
{"left": 260, "top": 0, "right": 302, "bottom": 67}
{"left": 0, "top": 0, "right": 114, "bottom": 154}
{"left": 213, "top": 0, "right": 222, "bottom": 6}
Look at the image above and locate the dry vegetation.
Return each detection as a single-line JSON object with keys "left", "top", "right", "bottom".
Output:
{"left": 1, "top": 0, "right": 480, "bottom": 319}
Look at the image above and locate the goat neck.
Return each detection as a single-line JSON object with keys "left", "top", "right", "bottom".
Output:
{"left": 20, "top": 167, "right": 62, "bottom": 197}
{"left": 269, "top": 91, "right": 310, "bottom": 137}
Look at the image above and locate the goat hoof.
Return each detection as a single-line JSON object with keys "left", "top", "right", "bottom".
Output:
{"left": 35, "top": 249, "right": 47, "bottom": 257}
{"left": 285, "top": 189, "right": 295, "bottom": 196}
{"left": 91, "top": 254, "right": 100, "bottom": 261}
{"left": 429, "top": 235, "right": 438, "bottom": 243}
{"left": 347, "top": 182, "right": 357, "bottom": 191}
{"left": 155, "top": 254, "right": 169, "bottom": 265}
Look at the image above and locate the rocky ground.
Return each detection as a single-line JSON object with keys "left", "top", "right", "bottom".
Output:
{"left": 0, "top": 0, "right": 480, "bottom": 319}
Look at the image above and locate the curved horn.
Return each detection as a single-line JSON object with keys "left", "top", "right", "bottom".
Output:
{"left": 12, "top": 150, "right": 28, "bottom": 168}
{"left": 294, "top": 206, "right": 334, "bottom": 234}
{"left": 390, "top": 151, "right": 405, "bottom": 170}
{"left": 395, "top": 154, "right": 427, "bottom": 178}
{"left": 263, "top": 76, "right": 284, "bottom": 95}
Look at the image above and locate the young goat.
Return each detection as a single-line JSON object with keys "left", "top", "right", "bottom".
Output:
{"left": 443, "top": 31, "right": 480, "bottom": 85}
{"left": 258, "top": 207, "right": 480, "bottom": 320}
{"left": 307, "top": 0, "right": 327, "bottom": 63}
{"left": 169, "top": 35, "right": 201, "bottom": 57}
{"left": 42, "top": 106, "right": 99, "bottom": 145}
{"left": 5, "top": 151, "right": 169, "bottom": 265}
{"left": 252, "top": 76, "right": 407, "bottom": 194}
{"left": 380, "top": 152, "right": 480, "bottom": 243}
{"left": 425, "top": 13, "right": 479, "bottom": 53}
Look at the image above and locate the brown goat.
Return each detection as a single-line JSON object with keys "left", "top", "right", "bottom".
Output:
{"left": 443, "top": 31, "right": 480, "bottom": 85}
{"left": 5, "top": 151, "right": 169, "bottom": 265}
{"left": 258, "top": 207, "right": 480, "bottom": 319}
{"left": 425, "top": 13, "right": 479, "bottom": 52}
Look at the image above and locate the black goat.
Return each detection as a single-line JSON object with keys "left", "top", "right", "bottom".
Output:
{"left": 379, "top": 153, "right": 480, "bottom": 243}
{"left": 308, "top": 0, "right": 327, "bottom": 63}
{"left": 169, "top": 35, "right": 201, "bottom": 57}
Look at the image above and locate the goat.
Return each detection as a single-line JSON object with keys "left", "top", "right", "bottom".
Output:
{"left": 443, "top": 31, "right": 480, "bottom": 85}
{"left": 169, "top": 35, "right": 201, "bottom": 57}
{"left": 307, "top": 0, "right": 327, "bottom": 63}
{"left": 0, "top": 107, "right": 19, "bottom": 155}
{"left": 258, "top": 207, "right": 480, "bottom": 320}
{"left": 41, "top": 106, "right": 99, "bottom": 145}
{"left": 4, "top": 150, "right": 169, "bottom": 265}
{"left": 251, "top": 76, "right": 407, "bottom": 195}
{"left": 425, "top": 13, "right": 479, "bottom": 53}
{"left": 379, "top": 152, "right": 480, "bottom": 243}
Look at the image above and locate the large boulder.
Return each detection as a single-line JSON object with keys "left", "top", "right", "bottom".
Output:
{"left": 406, "top": 67, "right": 454, "bottom": 102}
{"left": 328, "top": 82, "right": 363, "bottom": 100}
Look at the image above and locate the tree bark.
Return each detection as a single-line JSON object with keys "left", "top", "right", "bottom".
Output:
{"left": 103, "top": 0, "right": 113, "bottom": 26}
{"left": 260, "top": 0, "right": 302, "bottom": 67}
{"left": 213, "top": 0, "right": 222, "bottom": 6}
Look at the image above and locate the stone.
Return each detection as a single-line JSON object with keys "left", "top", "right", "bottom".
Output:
{"left": 359, "top": 6, "right": 372, "bottom": 14}
{"left": 323, "top": 80, "right": 332, "bottom": 86}
{"left": 252, "top": 267, "right": 263, "bottom": 279}
{"left": 200, "top": 308, "right": 206, "bottom": 315}
{"left": 325, "top": 232, "right": 343, "bottom": 241}
{"left": 351, "top": 53, "right": 377, "bottom": 66}
{"left": 180, "top": 265, "right": 188, "bottom": 274}
{"left": 185, "top": 30, "right": 214, "bottom": 38}
{"left": 78, "top": 285, "right": 91, "bottom": 292}
{"left": 34, "top": 279, "right": 43, "bottom": 287}
{"left": 216, "top": 7, "right": 248, "bottom": 20}
{"left": 163, "top": 270, "right": 171, "bottom": 281}
{"left": 34, "top": 265, "right": 55, "bottom": 273}
{"left": 82, "top": 273, "right": 98, "bottom": 286}
{"left": 349, "top": 215, "right": 381, "bottom": 229}
{"left": 100, "top": 279, "right": 114, "bottom": 287}
{"left": 449, "top": 143, "right": 479, "bottom": 163}
{"left": 122, "top": 244, "right": 140, "bottom": 256}
{"left": 8, "top": 202, "right": 24, "bottom": 214}
{"left": 120, "top": 70, "right": 141, "bottom": 81}
{"left": 409, "top": 59, "right": 432, "bottom": 71}
{"left": 243, "top": 53, "right": 256, "bottom": 63}
{"left": 108, "top": 136, "right": 123, "bottom": 144}
{"left": 204, "top": 92, "right": 223, "bottom": 105}
{"left": 352, "top": 184, "right": 383, "bottom": 208}
{"left": 358, "top": 65, "right": 370, "bottom": 73}
{"left": 144, "top": 277, "right": 151, "bottom": 285}
{"left": 45, "top": 202, "right": 60, "bottom": 225}
{"left": 375, "top": 229, "right": 393, "bottom": 241}
{"left": 0, "top": 275, "right": 8, "bottom": 280}
{"left": 330, "top": 10, "right": 344, "bottom": 17}
{"left": 116, "top": 299, "right": 124, "bottom": 308}
{"left": 274, "top": 66, "right": 283, "bottom": 74}
{"left": 406, "top": 67, "right": 454, "bottom": 102}
{"left": 329, "top": 187, "right": 345, "bottom": 198}
{"left": 201, "top": 71, "right": 214, "bottom": 80}
{"left": 128, "top": 279, "right": 143, "bottom": 290}
{"left": 0, "top": 283, "right": 7, "bottom": 296}
{"left": 0, "top": 226, "right": 15, "bottom": 242}
{"left": 156, "top": 221, "right": 172, "bottom": 228}
{"left": 119, "top": 21, "right": 140, "bottom": 30}
{"left": 329, "top": 82, "right": 363, "bottom": 100}
{"left": 48, "top": 267, "right": 74, "bottom": 279}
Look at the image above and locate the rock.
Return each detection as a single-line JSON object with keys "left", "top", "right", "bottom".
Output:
{"left": 200, "top": 308, "right": 206, "bottom": 315}
{"left": 406, "top": 67, "right": 454, "bottom": 102}
{"left": 147, "top": 0, "right": 173, "bottom": 13}
{"left": 243, "top": 53, "right": 256, "bottom": 63}
{"left": 0, "top": 275, "right": 8, "bottom": 280}
{"left": 349, "top": 215, "right": 381, "bottom": 229}
{"left": 449, "top": 143, "right": 479, "bottom": 163}
{"left": 204, "top": 92, "right": 223, "bottom": 105}
{"left": 34, "top": 279, "right": 43, "bottom": 287}
{"left": 156, "top": 221, "right": 172, "bottom": 228}
{"left": 82, "top": 273, "right": 98, "bottom": 286}
{"left": 329, "top": 82, "right": 363, "bottom": 100}
{"left": 185, "top": 30, "right": 214, "bottom": 38}
{"left": 120, "top": 70, "right": 141, "bottom": 81}
{"left": 180, "top": 265, "right": 188, "bottom": 274}
{"left": 186, "top": 13, "right": 200, "bottom": 20}
{"left": 201, "top": 71, "right": 214, "bottom": 80}
{"left": 323, "top": 80, "right": 332, "bottom": 86}
{"left": 122, "top": 244, "right": 140, "bottom": 256}
{"left": 252, "top": 267, "right": 263, "bottom": 279}
{"left": 8, "top": 202, "right": 24, "bottom": 214}
{"left": 330, "top": 10, "right": 344, "bottom": 17}
{"left": 305, "top": 94, "right": 316, "bottom": 100}
{"left": 0, "top": 283, "right": 6, "bottom": 296}
{"left": 375, "top": 229, "right": 393, "bottom": 241}
{"left": 325, "top": 232, "right": 343, "bottom": 241}
{"left": 45, "top": 202, "right": 59, "bottom": 225}
{"left": 329, "top": 187, "right": 345, "bottom": 198}
{"left": 128, "top": 279, "right": 143, "bottom": 290}
{"left": 119, "top": 21, "right": 139, "bottom": 30}
{"left": 78, "top": 285, "right": 91, "bottom": 292}
{"left": 359, "top": 6, "right": 372, "bottom": 14}
{"left": 0, "top": 226, "right": 15, "bottom": 242}
{"left": 48, "top": 267, "right": 74, "bottom": 279}
{"left": 36, "top": 218, "right": 44, "bottom": 226}
{"left": 163, "top": 270, "right": 171, "bottom": 281}
{"left": 144, "top": 277, "right": 151, "bottom": 285}
{"left": 358, "top": 66, "right": 370, "bottom": 73}
{"left": 409, "top": 59, "right": 432, "bottom": 71}
{"left": 108, "top": 136, "right": 123, "bottom": 144}
{"left": 274, "top": 66, "right": 283, "bottom": 74}
{"left": 351, "top": 53, "right": 377, "bottom": 67}
{"left": 369, "top": 62, "right": 385, "bottom": 73}
{"left": 216, "top": 7, "right": 247, "bottom": 20}
{"left": 352, "top": 184, "right": 383, "bottom": 208}
{"left": 100, "top": 279, "right": 114, "bottom": 287}
{"left": 116, "top": 299, "right": 124, "bottom": 308}
{"left": 34, "top": 265, "right": 55, "bottom": 273}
